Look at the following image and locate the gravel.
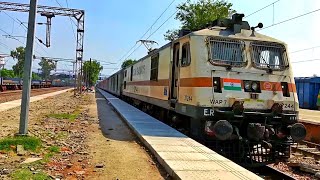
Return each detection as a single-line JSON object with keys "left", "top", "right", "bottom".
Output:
{"left": 270, "top": 153, "right": 320, "bottom": 180}
{"left": 0, "top": 91, "right": 95, "bottom": 179}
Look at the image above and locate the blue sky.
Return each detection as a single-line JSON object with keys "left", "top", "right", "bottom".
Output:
{"left": 0, "top": 0, "right": 319, "bottom": 77}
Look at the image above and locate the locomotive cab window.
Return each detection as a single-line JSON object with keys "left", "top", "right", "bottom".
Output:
{"left": 250, "top": 42, "right": 288, "bottom": 70}
{"left": 150, "top": 54, "right": 159, "bottom": 81}
{"left": 208, "top": 37, "right": 245, "bottom": 67}
{"left": 181, "top": 43, "right": 191, "bottom": 66}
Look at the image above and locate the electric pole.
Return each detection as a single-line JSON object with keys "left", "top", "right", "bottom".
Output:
{"left": 74, "top": 59, "right": 78, "bottom": 95}
{"left": 72, "top": 61, "right": 75, "bottom": 92}
{"left": 89, "top": 58, "right": 92, "bottom": 87}
{"left": 79, "top": 61, "right": 83, "bottom": 93}
{"left": 19, "top": 0, "right": 38, "bottom": 135}
{"left": 0, "top": 56, "right": 5, "bottom": 86}
{"left": 0, "top": 1, "right": 85, "bottom": 95}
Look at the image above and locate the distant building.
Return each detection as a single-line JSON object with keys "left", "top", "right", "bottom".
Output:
{"left": 96, "top": 74, "right": 109, "bottom": 84}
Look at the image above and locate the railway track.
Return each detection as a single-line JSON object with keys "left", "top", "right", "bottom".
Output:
{"left": 291, "top": 140, "right": 320, "bottom": 160}
{"left": 249, "top": 165, "right": 295, "bottom": 180}
{"left": 0, "top": 88, "right": 56, "bottom": 96}
{"left": 248, "top": 141, "right": 320, "bottom": 179}
{"left": 0, "top": 87, "right": 68, "bottom": 103}
{"left": 0, "top": 90, "right": 23, "bottom": 96}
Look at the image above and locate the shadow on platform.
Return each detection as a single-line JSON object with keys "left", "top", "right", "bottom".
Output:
{"left": 95, "top": 92, "right": 136, "bottom": 142}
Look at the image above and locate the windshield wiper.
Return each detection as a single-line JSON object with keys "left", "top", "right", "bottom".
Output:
{"left": 260, "top": 56, "right": 270, "bottom": 68}
{"left": 260, "top": 55, "right": 273, "bottom": 73}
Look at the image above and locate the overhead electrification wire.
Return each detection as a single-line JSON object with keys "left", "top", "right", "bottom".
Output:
{"left": 53, "top": 0, "right": 77, "bottom": 71}
{"left": 138, "top": 0, "right": 176, "bottom": 41}
{"left": 117, "top": 0, "right": 177, "bottom": 64}
{"left": 259, "top": 8, "right": 320, "bottom": 31}
{"left": 245, "top": 0, "right": 280, "bottom": 18}
{"left": 54, "top": 0, "right": 76, "bottom": 26}
{"left": 0, "top": 27, "right": 26, "bottom": 45}
{"left": 15, "top": 18, "right": 49, "bottom": 56}
{"left": 292, "top": 59, "right": 320, "bottom": 63}
{"left": 57, "top": 0, "right": 77, "bottom": 40}
{"left": 290, "top": 45, "right": 320, "bottom": 54}
{"left": 0, "top": 10, "right": 49, "bottom": 56}
{"left": 0, "top": 40, "right": 11, "bottom": 50}
{"left": 122, "top": 8, "right": 179, "bottom": 62}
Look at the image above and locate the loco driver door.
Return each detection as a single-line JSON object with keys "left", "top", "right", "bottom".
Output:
{"left": 170, "top": 42, "right": 180, "bottom": 107}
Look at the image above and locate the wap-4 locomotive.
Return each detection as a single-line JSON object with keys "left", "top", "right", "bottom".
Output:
{"left": 98, "top": 14, "right": 307, "bottom": 167}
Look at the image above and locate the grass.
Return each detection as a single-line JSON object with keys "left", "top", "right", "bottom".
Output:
{"left": 11, "top": 169, "right": 50, "bottom": 180}
{"left": 47, "top": 106, "right": 82, "bottom": 122}
{"left": 48, "top": 146, "right": 60, "bottom": 153}
{"left": 74, "top": 106, "right": 82, "bottom": 115}
{"left": 47, "top": 113, "right": 78, "bottom": 121}
{"left": 42, "top": 152, "right": 54, "bottom": 163}
{"left": 56, "top": 131, "right": 68, "bottom": 139}
{"left": 0, "top": 136, "right": 41, "bottom": 151}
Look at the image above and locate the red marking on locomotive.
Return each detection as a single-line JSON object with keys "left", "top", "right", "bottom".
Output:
{"left": 264, "top": 82, "right": 273, "bottom": 91}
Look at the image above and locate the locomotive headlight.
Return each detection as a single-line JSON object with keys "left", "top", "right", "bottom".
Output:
{"left": 244, "top": 81, "right": 251, "bottom": 90}
{"left": 252, "top": 82, "right": 258, "bottom": 90}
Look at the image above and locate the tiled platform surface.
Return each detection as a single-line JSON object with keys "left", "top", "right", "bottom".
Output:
{"left": 97, "top": 88, "right": 261, "bottom": 180}
{"left": 299, "top": 109, "right": 320, "bottom": 124}
{"left": 0, "top": 88, "right": 72, "bottom": 112}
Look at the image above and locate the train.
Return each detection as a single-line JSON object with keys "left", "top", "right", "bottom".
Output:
{"left": 97, "top": 14, "right": 307, "bottom": 167}
{"left": 0, "top": 78, "right": 52, "bottom": 92}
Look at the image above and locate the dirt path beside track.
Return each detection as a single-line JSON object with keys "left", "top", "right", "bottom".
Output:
{"left": 0, "top": 90, "right": 168, "bottom": 180}
{"left": 86, "top": 92, "right": 168, "bottom": 180}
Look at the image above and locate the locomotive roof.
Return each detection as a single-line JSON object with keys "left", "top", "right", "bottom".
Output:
{"left": 189, "top": 27, "right": 286, "bottom": 44}
{"left": 116, "top": 26, "right": 286, "bottom": 74}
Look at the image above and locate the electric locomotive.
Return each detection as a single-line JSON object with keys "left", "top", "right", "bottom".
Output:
{"left": 98, "top": 13, "right": 306, "bottom": 167}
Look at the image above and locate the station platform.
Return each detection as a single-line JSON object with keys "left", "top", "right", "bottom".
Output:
{"left": 299, "top": 109, "right": 320, "bottom": 144}
{"left": 299, "top": 109, "right": 320, "bottom": 124}
{"left": 0, "top": 88, "right": 72, "bottom": 112}
{"left": 97, "top": 88, "right": 261, "bottom": 180}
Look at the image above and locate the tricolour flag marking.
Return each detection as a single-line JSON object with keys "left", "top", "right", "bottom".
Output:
{"left": 223, "top": 78, "right": 242, "bottom": 91}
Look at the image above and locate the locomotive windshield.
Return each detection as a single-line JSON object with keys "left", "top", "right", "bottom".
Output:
{"left": 208, "top": 37, "right": 246, "bottom": 67}
{"left": 250, "top": 42, "right": 288, "bottom": 70}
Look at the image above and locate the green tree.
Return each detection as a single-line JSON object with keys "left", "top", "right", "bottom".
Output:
{"left": 83, "top": 60, "right": 103, "bottom": 86}
{"left": 10, "top": 46, "right": 25, "bottom": 77}
{"left": 121, "top": 59, "right": 137, "bottom": 69}
{"left": 32, "top": 72, "right": 41, "bottom": 80}
{"left": 0, "top": 69, "right": 15, "bottom": 78}
{"left": 164, "top": 0, "right": 235, "bottom": 41}
{"left": 39, "top": 58, "right": 56, "bottom": 80}
{"left": 164, "top": 29, "right": 180, "bottom": 42}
